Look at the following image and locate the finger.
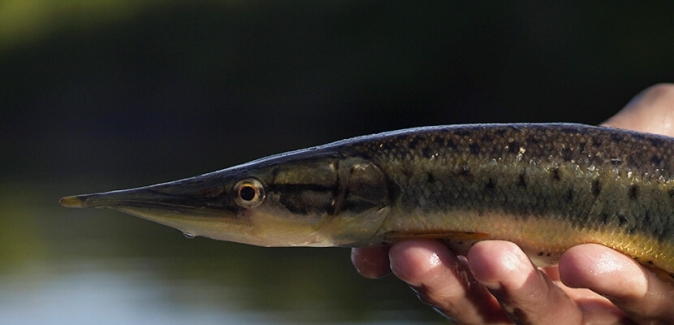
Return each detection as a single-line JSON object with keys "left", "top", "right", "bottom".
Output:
{"left": 540, "top": 266, "right": 627, "bottom": 324}
{"left": 602, "top": 83, "right": 674, "bottom": 137}
{"left": 389, "top": 240, "right": 509, "bottom": 324}
{"left": 467, "top": 241, "right": 583, "bottom": 325}
{"left": 351, "top": 246, "right": 391, "bottom": 278}
{"left": 560, "top": 244, "right": 674, "bottom": 324}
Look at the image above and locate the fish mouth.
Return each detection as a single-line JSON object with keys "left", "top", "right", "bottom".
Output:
{"left": 59, "top": 174, "right": 233, "bottom": 217}
{"left": 60, "top": 189, "right": 209, "bottom": 210}
{"left": 59, "top": 178, "right": 247, "bottom": 240}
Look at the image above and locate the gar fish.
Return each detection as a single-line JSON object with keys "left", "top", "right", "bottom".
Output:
{"left": 60, "top": 123, "right": 674, "bottom": 279}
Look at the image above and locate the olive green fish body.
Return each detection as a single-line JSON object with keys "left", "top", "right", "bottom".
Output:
{"left": 61, "top": 123, "right": 674, "bottom": 279}
{"left": 339, "top": 124, "right": 674, "bottom": 274}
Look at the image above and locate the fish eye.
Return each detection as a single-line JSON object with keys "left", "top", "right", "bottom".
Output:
{"left": 234, "top": 179, "right": 265, "bottom": 208}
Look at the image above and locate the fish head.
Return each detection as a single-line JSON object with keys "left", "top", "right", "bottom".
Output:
{"left": 61, "top": 152, "right": 392, "bottom": 247}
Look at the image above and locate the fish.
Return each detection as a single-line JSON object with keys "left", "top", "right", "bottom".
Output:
{"left": 60, "top": 123, "right": 674, "bottom": 279}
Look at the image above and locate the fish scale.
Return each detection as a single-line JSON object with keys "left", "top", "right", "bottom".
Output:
{"left": 340, "top": 124, "right": 674, "bottom": 276}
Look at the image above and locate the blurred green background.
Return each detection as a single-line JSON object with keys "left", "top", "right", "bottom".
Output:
{"left": 1, "top": 1, "right": 673, "bottom": 324}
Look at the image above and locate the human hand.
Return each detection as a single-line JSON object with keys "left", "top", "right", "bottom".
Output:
{"left": 352, "top": 84, "right": 674, "bottom": 324}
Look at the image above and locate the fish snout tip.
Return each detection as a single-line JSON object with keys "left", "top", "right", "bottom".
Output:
{"left": 60, "top": 195, "right": 84, "bottom": 208}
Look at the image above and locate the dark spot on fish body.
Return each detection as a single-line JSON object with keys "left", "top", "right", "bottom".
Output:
{"left": 469, "top": 143, "right": 480, "bottom": 155}
{"left": 433, "top": 136, "right": 447, "bottom": 148}
{"left": 578, "top": 142, "right": 587, "bottom": 153}
{"left": 610, "top": 133, "right": 624, "bottom": 143}
{"left": 592, "top": 179, "right": 602, "bottom": 197}
{"left": 629, "top": 185, "right": 640, "bottom": 200}
{"left": 658, "top": 226, "right": 671, "bottom": 242}
{"left": 617, "top": 214, "right": 635, "bottom": 233}
{"left": 651, "top": 154, "right": 663, "bottom": 167}
{"left": 518, "top": 173, "right": 527, "bottom": 188}
{"left": 383, "top": 173, "right": 400, "bottom": 206}
{"left": 562, "top": 148, "right": 574, "bottom": 162}
{"left": 641, "top": 210, "right": 656, "bottom": 234}
{"left": 649, "top": 137, "right": 665, "bottom": 148}
{"left": 525, "top": 134, "right": 541, "bottom": 145}
{"left": 498, "top": 201, "right": 531, "bottom": 220}
{"left": 426, "top": 172, "right": 435, "bottom": 183}
{"left": 445, "top": 138, "right": 457, "bottom": 150}
{"left": 552, "top": 167, "right": 561, "bottom": 181}
{"left": 401, "top": 168, "right": 415, "bottom": 180}
{"left": 455, "top": 164, "right": 472, "bottom": 179}
{"left": 480, "top": 133, "right": 494, "bottom": 143}
{"left": 485, "top": 177, "right": 496, "bottom": 191}
{"left": 422, "top": 147, "right": 433, "bottom": 158}
{"left": 565, "top": 188, "right": 573, "bottom": 203}
{"left": 507, "top": 141, "right": 520, "bottom": 154}
{"left": 407, "top": 136, "right": 422, "bottom": 150}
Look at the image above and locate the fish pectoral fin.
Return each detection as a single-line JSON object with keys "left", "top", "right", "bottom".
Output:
{"left": 383, "top": 231, "right": 489, "bottom": 242}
